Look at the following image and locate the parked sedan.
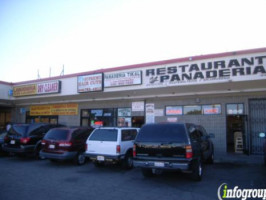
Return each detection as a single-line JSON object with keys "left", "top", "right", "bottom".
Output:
{"left": 3, "top": 123, "right": 60, "bottom": 158}
{"left": 40, "top": 127, "right": 93, "bottom": 165}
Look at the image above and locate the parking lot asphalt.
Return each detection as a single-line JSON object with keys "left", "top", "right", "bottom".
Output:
{"left": 0, "top": 155, "right": 265, "bottom": 200}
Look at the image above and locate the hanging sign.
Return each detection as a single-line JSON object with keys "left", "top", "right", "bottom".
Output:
{"left": 77, "top": 73, "right": 103, "bottom": 92}
{"left": 104, "top": 70, "right": 142, "bottom": 87}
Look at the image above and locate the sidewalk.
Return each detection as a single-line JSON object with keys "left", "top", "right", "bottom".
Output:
{"left": 214, "top": 153, "right": 265, "bottom": 165}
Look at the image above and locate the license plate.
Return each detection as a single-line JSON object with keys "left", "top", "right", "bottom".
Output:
{"left": 97, "top": 156, "right": 105, "bottom": 161}
{"left": 10, "top": 140, "right": 15, "bottom": 144}
{"left": 49, "top": 144, "right": 55, "bottom": 149}
{"left": 154, "top": 162, "right": 165, "bottom": 167}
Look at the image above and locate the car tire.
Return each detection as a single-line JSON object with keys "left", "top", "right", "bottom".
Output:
{"left": 141, "top": 168, "right": 153, "bottom": 177}
{"left": 75, "top": 152, "right": 86, "bottom": 165}
{"left": 123, "top": 152, "right": 133, "bottom": 169}
{"left": 190, "top": 160, "right": 202, "bottom": 181}
{"left": 206, "top": 152, "right": 214, "bottom": 164}
{"left": 35, "top": 145, "right": 45, "bottom": 160}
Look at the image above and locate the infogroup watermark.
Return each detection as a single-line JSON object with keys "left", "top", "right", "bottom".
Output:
{"left": 217, "top": 183, "right": 266, "bottom": 200}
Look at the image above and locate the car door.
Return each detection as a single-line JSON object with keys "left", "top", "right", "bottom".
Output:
{"left": 198, "top": 126, "right": 212, "bottom": 160}
{"left": 120, "top": 129, "right": 138, "bottom": 155}
{"left": 188, "top": 124, "right": 202, "bottom": 158}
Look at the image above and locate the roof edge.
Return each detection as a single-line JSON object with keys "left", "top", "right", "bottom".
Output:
{"left": 11, "top": 47, "right": 266, "bottom": 85}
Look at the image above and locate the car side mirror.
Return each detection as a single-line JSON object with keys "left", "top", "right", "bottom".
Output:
{"left": 259, "top": 132, "right": 265, "bottom": 138}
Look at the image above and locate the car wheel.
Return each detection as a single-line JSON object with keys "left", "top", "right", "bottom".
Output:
{"left": 50, "top": 159, "right": 58, "bottom": 163}
{"left": 123, "top": 152, "right": 133, "bottom": 169}
{"left": 206, "top": 152, "right": 214, "bottom": 164}
{"left": 75, "top": 152, "right": 86, "bottom": 165}
{"left": 141, "top": 168, "right": 153, "bottom": 177}
{"left": 35, "top": 145, "right": 45, "bottom": 160}
{"left": 190, "top": 160, "right": 202, "bottom": 181}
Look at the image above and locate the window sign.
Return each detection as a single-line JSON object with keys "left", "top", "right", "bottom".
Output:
{"left": 146, "top": 103, "right": 155, "bottom": 123}
{"left": 166, "top": 106, "right": 183, "bottom": 115}
{"left": 227, "top": 104, "right": 244, "bottom": 115}
{"left": 118, "top": 108, "right": 131, "bottom": 117}
{"left": 184, "top": 105, "right": 202, "bottom": 115}
{"left": 82, "top": 110, "right": 89, "bottom": 117}
{"left": 132, "top": 101, "right": 145, "bottom": 112}
{"left": 118, "top": 117, "right": 132, "bottom": 127}
{"left": 103, "top": 112, "right": 112, "bottom": 117}
{"left": 91, "top": 109, "right": 103, "bottom": 117}
{"left": 203, "top": 104, "right": 221, "bottom": 115}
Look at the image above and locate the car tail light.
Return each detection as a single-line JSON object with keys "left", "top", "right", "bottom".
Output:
{"left": 116, "top": 145, "right": 121, "bottom": 154}
{"left": 185, "top": 145, "right": 193, "bottom": 159}
{"left": 20, "top": 137, "right": 31, "bottom": 144}
{"left": 4, "top": 136, "right": 9, "bottom": 142}
{"left": 58, "top": 142, "right": 72, "bottom": 147}
{"left": 133, "top": 144, "right": 136, "bottom": 157}
{"left": 41, "top": 140, "right": 46, "bottom": 145}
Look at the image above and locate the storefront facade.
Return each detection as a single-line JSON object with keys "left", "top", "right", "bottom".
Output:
{"left": 0, "top": 48, "right": 266, "bottom": 156}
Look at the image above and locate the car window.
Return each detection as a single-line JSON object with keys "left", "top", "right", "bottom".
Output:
{"left": 44, "top": 129, "right": 69, "bottom": 140}
{"left": 122, "top": 129, "right": 137, "bottom": 141}
{"left": 8, "top": 125, "right": 29, "bottom": 137}
{"left": 27, "top": 123, "right": 47, "bottom": 134}
{"left": 0, "top": 132, "right": 7, "bottom": 139}
{"left": 189, "top": 125, "right": 201, "bottom": 141}
{"left": 89, "top": 129, "right": 118, "bottom": 142}
{"left": 29, "top": 126, "right": 48, "bottom": 136}
{"left": 135, "top": 124, "right": 188, "bottom": 143}
{"left": 199, "top": 126, "right": 207, "bottom": 137}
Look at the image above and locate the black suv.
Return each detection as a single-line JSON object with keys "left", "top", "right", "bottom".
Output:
{"left": 3, "top": 123, "right": 61, "bottom": 158}
{"left": 133, "top": 123, "right": 214, "bottom": 181}
{"left": 40, "top": 127, "right": 93, "bottom": 165}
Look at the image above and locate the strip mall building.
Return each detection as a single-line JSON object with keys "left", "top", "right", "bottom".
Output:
{"left": 1, "top": 48, "right": 266, "bottom": 156}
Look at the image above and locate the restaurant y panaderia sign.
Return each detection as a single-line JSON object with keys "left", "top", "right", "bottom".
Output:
{"left": 13, "top": 81, "right": 61, "bottom": 97}
{"left": 143, "top": 54, "right": 266, "bottom": 88}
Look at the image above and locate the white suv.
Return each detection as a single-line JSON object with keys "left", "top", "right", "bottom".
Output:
{"left": 85, "top": 127, "right": 139, "bottom": 169}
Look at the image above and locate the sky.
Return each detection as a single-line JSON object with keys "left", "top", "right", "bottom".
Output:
{"left": 0, "top": 0, "right": 266, "bottom": 83}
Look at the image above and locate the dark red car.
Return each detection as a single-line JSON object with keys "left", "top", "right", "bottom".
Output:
{"left": 40, "top": 127, "right": 93, "bottom": 165}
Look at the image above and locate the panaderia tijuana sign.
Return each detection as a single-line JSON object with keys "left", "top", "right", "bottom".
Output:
{"left": 143, "top": 54, "right": 266, "bottom": 88}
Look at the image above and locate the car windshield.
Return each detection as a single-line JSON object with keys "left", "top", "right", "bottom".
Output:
{"left": 0, "top": 132, "right": 7, "bottom": 139}
{"left": 89, "top": 129, "right": 118, "bottom": 141}
{"left": 135, "top": 124, "right": 188, "bottom": 143}
{"left": 44, "top": 129, "right": 69, "bottom": 140}
{"left": 8, "top": 124, "right": 29, "bottom": 137}
{"left": 27, "top": 123, "right": 47, "bottom": 134}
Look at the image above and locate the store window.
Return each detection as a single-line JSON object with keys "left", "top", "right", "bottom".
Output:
{"left": 202, "top": 104, "right": 221, "bottom": 115}
{"left": 184, "top": 105, "right": 202, "bottom": 115}
{"left": 26, "top": 112, "right": 58, "bottom": 124}
{"left": 226, "top": 104, "right": 244, "bottom": 115}
{"left": 80, "top": 108, "right": 116, "bottom": 127}
{"left": 165, "top": 106, "right": 183, "bottom": 115}
{"left": 117, "top": 108, "right": 132, "bottom": 127}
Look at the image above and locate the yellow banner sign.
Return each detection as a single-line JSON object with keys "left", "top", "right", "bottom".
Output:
{"left": 30, "top": 104, "right": 78, "bottom": 116}
{"left": 13, "top": 84, "right": 37, "bottom": 97}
